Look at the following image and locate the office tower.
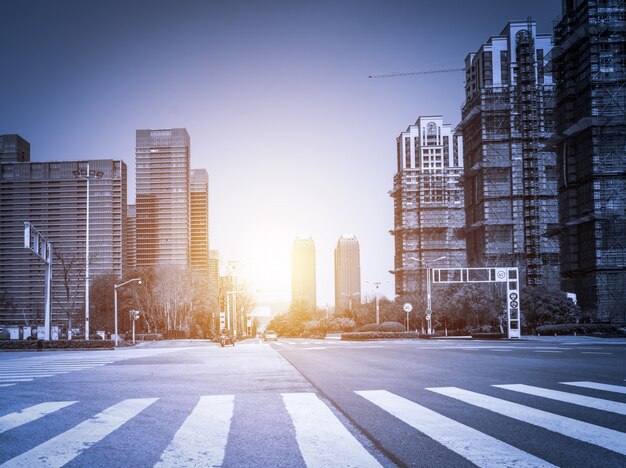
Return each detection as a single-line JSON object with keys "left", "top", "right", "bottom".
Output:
{"left": 461, "top": 20, "right": 560, "bottom": 288}
{"left": 291, "top": 235, "right": 316, "bottom": 309}
{"left": 334, "top": 234, "right": 361, "bottom": 314}
{"left": 126, "top": 204, "right": 137, "bottom": 272}
{"left": 390, "top": 116, "right": 465, "bottom": 296}
{"left": 0, "top": 160, "right": 127, "bottom": 329}
{"left": 209, "top": 250, "right": 220, "bottom": 289}
{"left": 135, "top": 128, "right": 191, "bottom": 268}
{"left": 190, "top": 169, "right": 209, "bottom": 277}
{"left": 0, "top": 134, "right": 30, "bottom": 163}
{"left": 552, "top": 0, "right": 626, "bottom": 320}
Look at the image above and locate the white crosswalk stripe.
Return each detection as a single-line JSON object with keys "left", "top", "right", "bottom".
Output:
{"left": 0, "top": 401, "right": 77, "bottom": 434}
{"left": 494, "top": 383, "right": 626, "bottom": 415}
{"left": 283, "top": 392, "right": 382, "bottom": 467}
{"left": 356, "top": 390, "right": 554, "bottom": 467}
{"left": 1, "top": 398, "right": 158, "bottom": 467}
{"left": 427, "top": 386, "right": 626, "bottom": 456}
{"left": 561, "top": 381, "right": 626, "bottom": 395}
{"left": 2, "top": 380, "right": 625, "bottom": 466}
{"left": 155, "top": 395, "right": 234, "bottom": 468}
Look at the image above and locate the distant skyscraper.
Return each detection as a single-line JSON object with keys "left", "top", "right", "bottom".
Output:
{"left": 209, "top": 250, "right": 220, "bottom": 289}
{"left": 390, "top": 116, "right": 465, "bottom": 296}
{"left": 190, "top": 169, "right": 209, "bottom": 277}
{"left": 461, "top": 20, "right": 560, "bottom": 288}
{"left": 136, "top": 128, "right": 191, "bottom": 268}
{"left": 126, "top": 204, "right": 137, "bottom": 272}
{"left": 291, "top": 235, "right": 316, "bottom": 308}
{"left": 0, "top": 134, "right": 30, "bottom": 163}
{"left": 553, "top": 0, "right": 626, "bottom": 320}
{"left": 334, "top": 234, "right": 361, "bottom": 314}
{"left": 0, "top": 159, "right": 127, "bottom": 328}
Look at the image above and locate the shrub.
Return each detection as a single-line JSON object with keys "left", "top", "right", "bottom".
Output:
{"left": 342, "top": 331, "right": 420, "bottom": 340}
{"left": 0, "top": 340, "right": 114, "bottom": 350}
{"left": 535, "top": 323, "right": 625, "bottom": 336}
{"left": 358, "top": 322, "right": 405, "bottom": 333}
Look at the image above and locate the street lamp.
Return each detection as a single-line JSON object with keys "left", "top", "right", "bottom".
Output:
{"left": 73, "top": 162, "right": 103, "bottom": 340}
{"left": 409, "top": 256, "right": 446, "bottom": 334}
{"left": 366, "top": 281, "right": 388, "bottom": 324}
{"left": 340, "top": 291, "right": 361, "bottom": 315}
{"left": 113, "top": 278, "right": 142, "bottom": 347}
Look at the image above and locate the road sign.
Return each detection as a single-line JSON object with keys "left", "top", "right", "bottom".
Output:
{"left": 425, "top": 309, "right": 431, "bottom": 320}
{"left": 403, "top": 302, "right": 413, "bottom": 313}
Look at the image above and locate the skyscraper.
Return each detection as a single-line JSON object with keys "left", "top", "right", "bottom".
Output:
{"left": 0, "top": 159, "right": 127, "bottom": 329}
{"left": 126, "top": 204, "right": 137, "bottom": 272}
{"left": 136, "top": 128, "right": 191, "bottom": 268}
{"left": 390, "top": 116, "right": 465, "bottom": 296}
{"left": 334, "top": 234, "right": 361, "bottom": 314}
{"left": 190, "top": 169, "right": 209, "bottom": 277}
{"left": 0, "top": 134, "right": 30, "bottom": 163}
{"left": 291, "top": 235, "right": 316, "bottom": 309}
{"left": 552, "top": 0, "right": 626, "bottom": 320}
{"left": 461, "top": 20, "right": 560, "bottom": 288}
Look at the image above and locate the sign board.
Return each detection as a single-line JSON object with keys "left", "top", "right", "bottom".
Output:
{"left": 219, "top": 312, "right": 226, "bottom": 329}
{"left": 403, "top": 302, "right": 413, "bottom": 313}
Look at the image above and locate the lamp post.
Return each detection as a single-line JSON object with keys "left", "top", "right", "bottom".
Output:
{"left": 366, "top": 281, "right": 387, "bottom": 324}
{"left": 113, "top": 278, "right": 142, "bottom": 347}
{"left": 73, "top": 162, "right": 103, "bottom": 340}
{"left": 340, "top": 291, "right": 361, "bottom": 316}
{"left": 409, "top": 256, "right": 446, "bottom": 334}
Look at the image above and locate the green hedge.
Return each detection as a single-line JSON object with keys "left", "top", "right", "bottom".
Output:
{"left": 357, "top": 322, "right": 406, "bottom": 333}
{"left": 0, "top": 340, "right": 115, "bottom": 350}
{"left": 535, "top": 323, "right": 626, "bottom": 336}
{"left": 342, "top": 331, "right": 420, "bottom": 340}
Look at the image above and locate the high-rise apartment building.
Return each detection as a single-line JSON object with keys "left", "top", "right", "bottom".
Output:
{"left": 136, "top": 128, "right": 191, "bottom": 268}
{"left": 334, "top": 234, "right": 361, "bottom": 314}
{"left": 0, "top": 134, "right": 30, "bottom": 163}
{"left": 291, "top": 235, "right": 316, "bottom": 308}
{"left": 461, "top": 20, "right": 560, "bottom": 288}
{"left": 552, "top": 0, "right": 626, "bottom": 320}
{"left": 190, "top": 169, "right": 209, "bottom": 277}
{"left": 0, "top": 159, "right": 127, "bottom": 329}
{"left": 390, "top": 116, "right": 465, "bottom": 296}
{"left": 209, "top": 250, "right": 220, "bottom": 289}
{"left": 126, "top": 204, "right": 137, "bottom": 272}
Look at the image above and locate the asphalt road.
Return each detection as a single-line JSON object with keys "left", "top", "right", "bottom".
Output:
{"left": 1, "top": 336, "right": 625, "bottom": 467}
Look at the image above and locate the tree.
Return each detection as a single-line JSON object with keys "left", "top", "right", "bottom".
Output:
{"left": 52, "top": 249, "right": 87, "bottom": 338}
{"left": 521, "top": 285, "right": 580, "bottom": 333}
{"left": 90, "top": 273, "right": 117, "bottom": 333}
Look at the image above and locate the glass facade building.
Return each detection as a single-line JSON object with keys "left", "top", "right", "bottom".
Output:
{"left": 136, "top": 128, "right": 191, "bottom": 267}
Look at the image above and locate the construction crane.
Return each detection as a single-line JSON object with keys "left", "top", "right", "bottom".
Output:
{"left": 368, "top": 67, "right": 465, "bottom": 79}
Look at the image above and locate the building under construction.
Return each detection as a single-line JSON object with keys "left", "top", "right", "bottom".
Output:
{"left": 460, "top": 20, "right": 561, "bottom": 288}
{"left": 390, "top": 116, "right": 466, "bottom": 296}
{"left": 552, "top": 0, "right": 626, "bottom": 320}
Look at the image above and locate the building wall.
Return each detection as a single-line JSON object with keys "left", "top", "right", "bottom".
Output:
{"left": 136, "top": 128, "right": 191, "bottom": 268}
{"left": 190, "top": 169, "right": 209, "bottom": 278}
{"left": 554, "top": 0, "right": 626, "bottom": 320}
{"left": 334, "top": 234, "right": 361, "bottom": 314}
{"left": 291, "top": 236, "right": 316, "bottom": 308}
{"left": 0, "top": 134, "right": 30, "bottom": 163}
{"left": 391, "top": 116, "right": 466, "bottom": 296}
{"left": 126, "top": 204, "right": 137, "bottom": 272}
{"left": 461, "top": 20, "right": 560, "bottom": 288}
{"left": 0, "top": 160, "right": 126, "bottom": 329}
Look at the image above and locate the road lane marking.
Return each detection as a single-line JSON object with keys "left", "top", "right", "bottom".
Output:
{"left": 1, "top": 398, "right": 158, "bottom": 467}
{"left": 0, "top": 384, "right": 15, "bottom": 388}
{"left": 0, "top": 401, "right": 77, "bottom": 434}
{"left": 282, "top": 392, "right": 382, "bottom": 468}
{"left": 533, "top": 351, "right": 562, "bottom": 353}
{"left": 494, "top": 384, "right": 626, "bottom": 415}
{"left": 581, "top": 352, "right": 613, "bottom": 355}
{"left": 155, "top": 395, "right": 234, "bottom": 468}
{"left": 561, "top": 381, "right": 626, "bottom": 395}
{"left": 0, "top": 378, "right": 33, "bottom": 382}
{"left": 356, "top": 390, "right": 553, "bottom": 467}
{"left": 427, "top": 387, "right": 626, "bottom": 456}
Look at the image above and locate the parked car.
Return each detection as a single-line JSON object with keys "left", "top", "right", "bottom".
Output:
{"left": 264, "top": 330, "right": 278, "bottom": 341}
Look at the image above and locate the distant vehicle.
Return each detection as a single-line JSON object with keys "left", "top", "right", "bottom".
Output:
{"left": 264, "top": 330, "right": 278, "bottom": 341}
{"left": 219, "top": 329, "right": 235, "bottom": 347}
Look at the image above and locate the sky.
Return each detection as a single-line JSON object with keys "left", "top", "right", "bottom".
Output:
{"left": 1, "top": 0, "right": 562, "bottom": 309}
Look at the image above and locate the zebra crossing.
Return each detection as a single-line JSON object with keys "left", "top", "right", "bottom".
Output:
{"left": 1, "top": 380, "right": 625, "bottom": 466}
{"left": 0, "top": 348, "right": 188, "bottom": 387}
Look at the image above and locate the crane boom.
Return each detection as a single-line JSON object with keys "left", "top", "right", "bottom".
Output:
{"left": 368, "top": 67, "right": 465, "bottom": 78}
